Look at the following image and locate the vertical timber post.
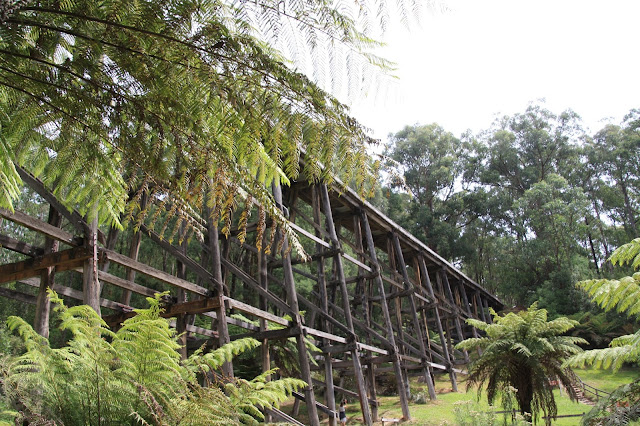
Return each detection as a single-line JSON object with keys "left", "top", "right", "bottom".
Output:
{"left": 205, "top": 193, "right": 234, "bottom": 378}
{"left": 34, "top": 206, "right": 62, "bottom": 338}
{"left": 82, "top": 213, "right": 100, "bottom": 315}
{"left": 121, "top": 192, "right": 147, "bottom": 306}
{"left": 273, "top": 183, "right": 320, "bottom": 426}
{"left": 312, "top": 185, "right": 337, "bottom": 426}
{"left": 440, "top": 269, "right": 469, "bottom": 363}
{"left": 257, "top": 224, "right": 272, "bottom": 423}
{"left": 418, "top": 257, "right": 457, "bottom": 391}
{"left": 359, "top": 210, "right": 411, "bottom": 420}
{"left": 353, "top": 214, "right": 378, "bottom": 422}
{"left": 391, "top": 233, "right": 437, "bottom": 401}
{"left": 319, "top": 184, "right": 373, "bottom": 425}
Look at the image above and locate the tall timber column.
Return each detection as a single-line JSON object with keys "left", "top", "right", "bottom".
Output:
{"left": 312, "top": 186, "right": 337, "bottom": 426}
{"left": 418, "top": 257, "right": 458, "bottom": 391}
{"left": 353, "top": 214, "right": 379, "bottom": 422}
{"left": 359, "top": 209, "right": 411, "bottom": 420}
{"left": 206, "top": 193, "right": 234, "bottom": 378}
{"left": 34, "top": 206, "right": 62, "bottom": 338}
{"left": 82, "top": 213, "right": 100, "bottom": 314}
{"left": 319, "top": 184, "right": 373, "bottom": 425}
{"left": 273, "top": 183, "right": 320, "bottom": 426}
{"left": 440, "top": 270, "right": 470, "bottom": 363}
{"left": 391, "top": 233, "right": 437, "bottom": 400}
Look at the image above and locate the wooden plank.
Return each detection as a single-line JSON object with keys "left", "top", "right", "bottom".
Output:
{"left": 221, "top": 257, "right": 293, "bottom": 315}
{"left": 358, "top": 342, "right": 388, "bottom": 355}
{"left": 231, "top": 325, "right": 301, "bottom": 342}
{"left": 0, "top": 246, "right": 92, "bottom": 284}
{"left": 0, "top": 234, "right": 44, "bottom": 257}
{"left": 0, "top": 285, "right": 37, "bottom": 304}
{"left": 105, "top": 296, "right": 222, "bottom": 326}
{"left": 0, "top": 208, "right": 80, "bottom": 246}
{"left": 342, "top": 252, "right": 372, "bottom": 272}
{"left": 98, "top": 271, "right": 157, "bottom": 297}
{"left": 140, "top": 224, "right": 221, "bottom": 290}
{"left": 303, "top": 326, "right": 347, "bottom": 344}
{"left": 15, "top": 166, "right": 106, "bottom": 245}
{"left": 225, "top": 297, "right": 290, "bottom": 327}
{"left": 291, "top": 392, "right": 337, "bottom": 418}
{"left": 289, "top": 222, "right": 331, "bottom": 249}
{"left": 101, "top": 248, "right": 210, "bottom": 296}
{"left": 19, "top": 276, "right": 133, "bottom": 313}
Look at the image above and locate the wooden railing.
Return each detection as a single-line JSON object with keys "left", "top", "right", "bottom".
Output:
{"left": 578, "top": 378, "right": 611, "bottom": 402}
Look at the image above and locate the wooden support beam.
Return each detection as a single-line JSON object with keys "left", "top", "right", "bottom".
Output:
{"left": 34, "top": 206, "right": 61, "bottom": 338}
{"left": 319, "top": 184, "right": 373, "bottom": 426}
{"left": 104, "top": 296, "right": 223, "bottom": 327}
{"left": 418, "top": 256, "right": 458, "bottom": 391}
{"left": 391, "top": 233, "right": 437, "bottom": 401}
{"left": 359, "top": 210, "right": 411, "bottom": 421}
{"left": 140, "top": 224, "right": 221, "bottom": 291}
{"left": 221, "top": 257, "right": 293, "bottom": 315}
{"left": 20, "top": 276, "right": 132, "bottom": 313}
{"left": 0, "top": 234, "right": 44, "bottom": 257}
{"left": 231, "top": 325, "right": 301, "bottom": 342}
{"left": 15, "top": 166, "right": 106, "bottom": 245}
{"left": 0, "top": 208, "right": 81, "bottom": 246}
{"left": 225, "top": 297, "right": 290, "bottom": 327}
{"left": 101, "top": 248, "right": 210, "bottom": 296}
{"left": 0, "top": 286, "right": 36, "bottom": 304}
{"left": 274, "top": 184, "right": 319, "bottom": 426}
{"left": 0, "top": 246, "right": 92, "bottom": 285}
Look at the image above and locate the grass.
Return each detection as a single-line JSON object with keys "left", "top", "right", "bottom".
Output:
{"left": 277, "top": 367, "right": 640, "bottom": 425}
{"left": 576, "top": 366, "right": 638, "bottom": 394}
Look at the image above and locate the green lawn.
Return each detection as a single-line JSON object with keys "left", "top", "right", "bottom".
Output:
{"left": 277, "top": 367, "right": 639, "bottom": 425}
{"left": 576, "top": 366, "right": 638, "bottom": 394}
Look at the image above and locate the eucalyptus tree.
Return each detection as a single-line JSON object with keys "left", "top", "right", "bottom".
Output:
{"left": 383, "top": 123, "right": 480, "bottom": 260}
{"left": 457, "top": 303, "right": 585, "bottom": 425}
{"left": 0, "top": 0, "right": 409, "bottom": 253}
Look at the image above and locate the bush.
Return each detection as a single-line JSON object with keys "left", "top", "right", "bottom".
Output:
{"left": 1, "top": 291, "right": 306, "bottom": 425}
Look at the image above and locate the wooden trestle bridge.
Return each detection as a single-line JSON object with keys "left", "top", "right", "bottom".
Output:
{"left": 0, "top": 167, "right": 502, "bottom": 425}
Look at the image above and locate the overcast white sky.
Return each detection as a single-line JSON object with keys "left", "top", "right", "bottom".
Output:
{"left": 347, "top": 0, "right": 640, "bottom": 141}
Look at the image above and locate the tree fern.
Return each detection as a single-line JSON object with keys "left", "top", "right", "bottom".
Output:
{"left": 1, "top": 0, "right": 392, "bottom": 256}
{"left": 1, "top": 292, "right": 306, "bottom": 424}
{"left": 568, "top": 239, "right": 640, "bottom": 371}
{"left": 566, "top": 238, "right": 640, "bottom": 424}
{"left": 457, "top": 303, "right": 585, "bottom": 424}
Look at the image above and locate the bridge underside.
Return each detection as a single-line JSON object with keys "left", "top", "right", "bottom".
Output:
{"left": 0, "top": 169, "right": 501, "bottom": 425}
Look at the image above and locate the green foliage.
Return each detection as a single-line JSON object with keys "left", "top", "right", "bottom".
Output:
{"left": 569, "top": 239, "right": 640, "bottom": 372}
{"left": 457, "top": 303, "right": 586, "bottom": 424}
{"left": 0, "top": 0, "right": 393, "bottom": 258}
{"left": 230, "top": 313, "right": 320, "bottom": 377}
{"left": 0, "top": 291, "right": 305, "bottom": 425}
{"left": 453, "top": 399, "right": 531, "bottom": 426}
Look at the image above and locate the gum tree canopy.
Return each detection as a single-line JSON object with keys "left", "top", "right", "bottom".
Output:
{"left": 0, "top": 0, "right": 391, "bottom": 248}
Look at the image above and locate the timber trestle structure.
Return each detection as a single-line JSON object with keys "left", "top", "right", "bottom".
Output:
{"left": 0, "top": 169, "right": 502, "bottom": 425}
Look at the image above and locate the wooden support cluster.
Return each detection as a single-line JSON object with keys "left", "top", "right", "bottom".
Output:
{"left": 0, "top": 170, "right": 502, "bottom": 425}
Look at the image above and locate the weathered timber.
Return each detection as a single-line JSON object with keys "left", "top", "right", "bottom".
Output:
{"left": 104, "top": 296, "right": 222, "bottom": 327}
{"left": 319, "top": 184, "right": 373, "bottom": 425}
{"left": 0, "top": 161, "right": 503, "bottom": 426}
{"left": 16, "top": 166, "right": 106, "bottom": 245}
{"left": 0, "top": 246, "right": 92, "bottom": 284}
{"left": 34, "top": 206, "right": 62, "bottom": 338}
{"left": 0, "top": 234, "right": 43, "bottom": 257}
{"left": 0, "top": 286, "right": 37, "bottom": 304}
{"left": 0, "top": 208, "right": 80, "bottom": 246}
{"left": 359, "top": 210, "right": 411, "bottom": 420}
{"left": 101, "top": 248, "right": 210, "bottom": 296}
